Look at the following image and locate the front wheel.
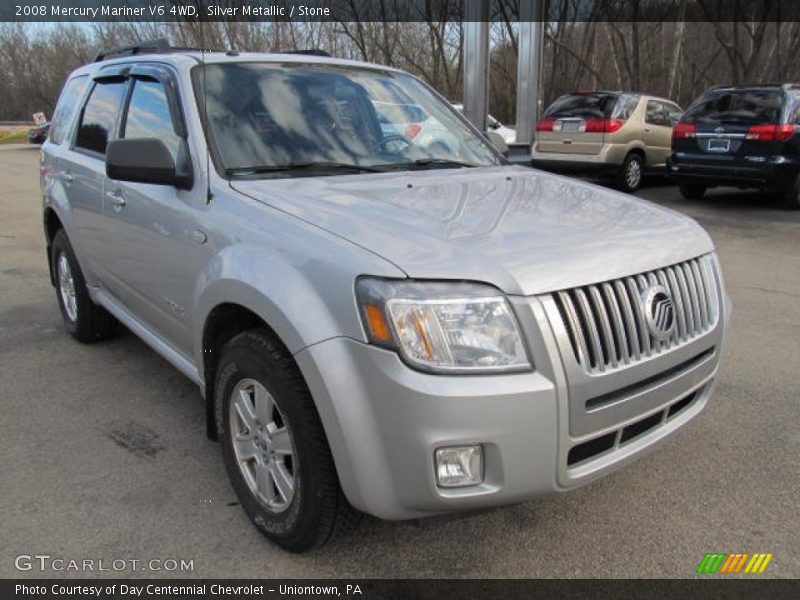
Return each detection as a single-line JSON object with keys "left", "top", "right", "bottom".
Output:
{"left": 215, "top": 329, "right": 361, "bottom": 553}
{"left": 618, "top": 153, "right": 644, "bottom": 193}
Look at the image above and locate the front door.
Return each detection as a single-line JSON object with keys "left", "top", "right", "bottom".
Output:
{"left": 642, "top": 99, "right": 675, "bottom": 168}
{"left": 101, "top": 67, "right": 208, "bottom": 354}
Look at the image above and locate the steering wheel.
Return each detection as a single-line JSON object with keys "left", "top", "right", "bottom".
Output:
{"left": 427, "top": 140, "right": 455, "bottom": 157}
{"left": 380, "top": 134, "right": 411, "bottom": 154}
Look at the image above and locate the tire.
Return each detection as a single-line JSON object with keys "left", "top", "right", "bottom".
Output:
{"left": 679, "top": 184, "right": 706, "bottom": 201}
{"left": 215, "top": 329, "right": 361, "bottom": 552}
{"left": 618, "top": 153, "right": 644, "bottom": 193}
{"left": 776, "top": 177, "right": 800, "bottom": 210}
{"left": 51, "top": 229, "right": 118, "bottom": 343}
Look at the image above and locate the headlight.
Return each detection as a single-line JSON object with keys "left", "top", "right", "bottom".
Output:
{"left": 356, "top": 277, "right": 531, "bottom": 373}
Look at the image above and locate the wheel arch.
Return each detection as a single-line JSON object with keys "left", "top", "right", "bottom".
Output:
{"left": 198, "top": 294, "right": 300, "bottom": 441}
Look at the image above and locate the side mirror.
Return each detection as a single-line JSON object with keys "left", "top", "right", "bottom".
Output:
{"left": 106, "top": 138, "right": 189, "bottom": 188}
{"left": 486, "top": 131, "right": 509, "bottom": 157}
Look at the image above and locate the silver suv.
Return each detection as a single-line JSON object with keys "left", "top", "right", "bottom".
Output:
{"left": 41, "top": 45, "right": 730, "bottom": 553}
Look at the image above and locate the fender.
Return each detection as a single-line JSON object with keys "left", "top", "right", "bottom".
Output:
{"left": 191, "top": 242, "right": 404, "bottom": 374}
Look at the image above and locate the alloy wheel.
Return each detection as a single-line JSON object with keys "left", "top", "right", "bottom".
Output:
{"left": 57, "top": 253, "right": 78, "bottom": 322}
{"left": 229, "top": 378, "right": 296, "bottom": 513}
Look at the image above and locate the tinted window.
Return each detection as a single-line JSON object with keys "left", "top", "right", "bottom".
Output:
{"left": 613, "top": 94, "right": 641, "bottom": 120}
{"left": 645, "top": 100, "right": 670, "bottom": 127}
{"left": 75, "top": 80, "right": 127, "bottom": 155}
{"left": 544, "top": 93, "right": 620, "bottom": 119}
{"left": 49, "top": 76, "right": 88, "bottom": 145}
{"left": 123, "top": 79, "right": 182, "bottom": 161}
{"left": 682, "top": 89, "right": 783, "bottom": 125}
{"left": 663, "top": 102, "right": 683, "bottom": 126}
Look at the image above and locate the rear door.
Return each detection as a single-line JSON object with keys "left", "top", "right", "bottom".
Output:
{"left": 42, "top": 74, "right": 89, "bottom": 232}
{"left": 536, "top": 93, "right": 619, "bottom": 155}
{"left": 62, "top": 73, "right": 128, "bottom": 283}
{"left": 676, "top": 88, "right": 788, "bottom": 164}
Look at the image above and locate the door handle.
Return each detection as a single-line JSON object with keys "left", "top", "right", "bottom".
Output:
{"left": 59, "top": 171, "right": 74, "bottom": 183}
{"left": 106, "top": 190, "right": 126, "bottom": 209}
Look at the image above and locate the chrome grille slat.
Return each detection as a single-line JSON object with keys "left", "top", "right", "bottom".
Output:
{"left": 673, "top": 265, "right": 695, "bottom": 334}
{"left": 553, "top": 255, "right": 718, "bottom": 373}
{"left": 589, "top": 286, "right": 618, "bottom": 368}
{"left": 682, "top": 262, "right": 703, "bottom": 331}
{"left": 613, "top": 280, "right": 640, "bottom": 361}
{"left": 625, "top": 277, "right": 651, "bottom": 356}
{"left": 602, "top": 283, "right": 629, "bottom": 365}
{"left": 556, "top": 291, "right": 591, "bottom": 366}
{"left": 573, "top": 288, "right": 605, "bottom": 370}
{"left": 664, "top": 267, "right": 688, "bottom": 341}
{"left": 690, "top": 260, "right": 709, "bottom": 328}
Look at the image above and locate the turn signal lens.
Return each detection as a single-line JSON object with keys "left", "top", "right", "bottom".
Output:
{"left": 364, "top": 304, "right": 392, "bottom": 343}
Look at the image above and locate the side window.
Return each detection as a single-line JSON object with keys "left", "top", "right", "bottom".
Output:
{"left": 49, "top": 75, "right": 88, "bottom": 145}
{"left": 645, "top": 100, "right": 668, "bottom": 127}
{"left": 663, "top": 102, "right": 683, "bottom": 126}
{"left": 793, "top": 97, "right": 800, "bottom": 125}
{"left": 613, "top": 94, "right": 640, "bottom": 120}
{"left": 123, "top": 79, "right": 182, "bottom": 162}
{"left": 75, "top": 80, "right": 127, "bottom": 155}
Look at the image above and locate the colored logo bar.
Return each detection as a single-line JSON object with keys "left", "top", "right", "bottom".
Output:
{"left": 696, "top": 552, "right": 773, "bottom": 574}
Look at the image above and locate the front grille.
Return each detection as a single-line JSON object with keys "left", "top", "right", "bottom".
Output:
{"left": 553, "top": 255, "right": 717, "bottom": 373}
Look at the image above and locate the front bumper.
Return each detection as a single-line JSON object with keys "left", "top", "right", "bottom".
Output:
{"left": 295, "top": 275, "right": 730, "bottom": 521}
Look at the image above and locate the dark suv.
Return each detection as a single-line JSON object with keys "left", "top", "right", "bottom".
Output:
{"left": 670, "top": 84, "right": 800, "bottom": 209}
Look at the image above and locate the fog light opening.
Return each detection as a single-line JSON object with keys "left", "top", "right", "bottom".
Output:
{"left": 435, "top": 445, "right": 483, "bottom": 488}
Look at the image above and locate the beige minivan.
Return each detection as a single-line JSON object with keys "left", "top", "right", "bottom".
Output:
{"left": 532, "top": 92, "right": 683, "bottom": 192}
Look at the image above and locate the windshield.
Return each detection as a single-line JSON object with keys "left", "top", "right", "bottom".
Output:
{"left": 682, "top": 89, "right": 784, "bottom": 125}
{"left": 193, "top": 63, "right": 501, "bottom": 176}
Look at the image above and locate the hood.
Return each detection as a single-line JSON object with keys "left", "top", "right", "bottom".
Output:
{"left": 231, "top": 166, "right": 714, "bottom": 296}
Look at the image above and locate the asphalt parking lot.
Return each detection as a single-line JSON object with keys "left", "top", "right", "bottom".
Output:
{"left": 1, "top": 144, "right": 798, "bottom": 579}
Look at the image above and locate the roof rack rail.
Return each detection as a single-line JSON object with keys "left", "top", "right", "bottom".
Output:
{"left": 93, "top": 39, "right": 219, "bottom": 62}
{"left": 710, "top": 82, "right": 800, "bottom": 90}
{"left": 285, "top": 49, "right": 331, "bottom": 57}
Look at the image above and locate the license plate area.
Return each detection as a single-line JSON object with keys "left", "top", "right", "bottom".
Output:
{"left": 556, "top": 120, "right": 583, "bottom": 133}
{"left": 707, "top": 138, "right": 730, "bottom": 152}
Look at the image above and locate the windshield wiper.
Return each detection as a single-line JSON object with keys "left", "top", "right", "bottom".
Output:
{"left": 225, "top": 162, "right": 385, "bottom": 177}
{"left": 375, "top": 158, "right": 479, "bottom": 170}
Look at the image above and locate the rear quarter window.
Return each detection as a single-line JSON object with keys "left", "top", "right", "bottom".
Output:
{"left": 49, "top": 75, "right": 88, "bottom": 145}
{"left": 613, "top": 94, "right": 641, "bottom": 120}
{"left": 683, "top": 90, "right": 784, "bottom": 125}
